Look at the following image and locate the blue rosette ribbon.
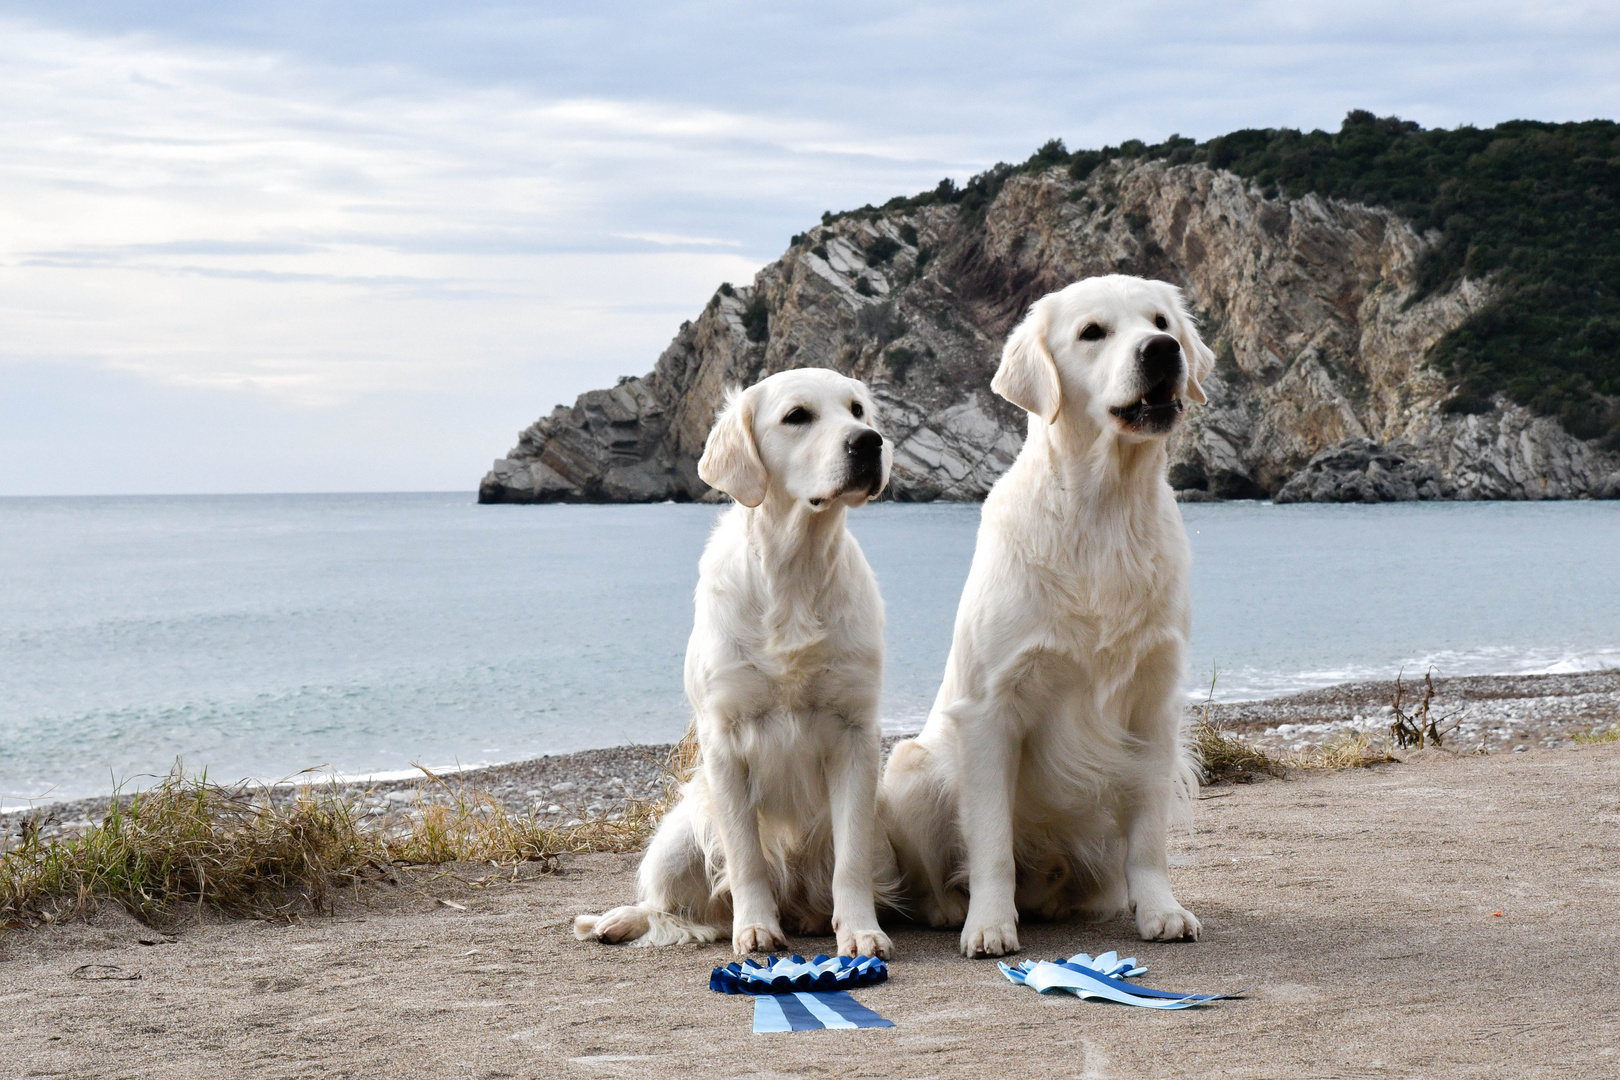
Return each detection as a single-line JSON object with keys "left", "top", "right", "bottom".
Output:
{"left": 710, "top": 953, "right": 889, "bottom": 995}
{"left": 1000, "top": 950, "right": 1243, "bottom": 1009}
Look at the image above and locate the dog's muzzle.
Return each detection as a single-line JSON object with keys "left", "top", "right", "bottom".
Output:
{"left": 1109, "top": 334, "right": 1186, "bottom": 434}
{"left": 845, "top": 428, "right": 885, "bottom": 494}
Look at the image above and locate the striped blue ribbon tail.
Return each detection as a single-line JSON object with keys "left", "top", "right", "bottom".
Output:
{"left": 998, "top": 950, "right": 1245, "bottom": 1009}
{"left": 753, "top": 991, "right": 895, "bottom": 1033}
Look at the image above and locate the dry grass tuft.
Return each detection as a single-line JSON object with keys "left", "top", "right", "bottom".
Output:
{"left": 2, "top": 752, "right": 687, "bottom": 928}
{"left": 1282, "top": 732, "right": 1400, "bottom": 771}
{"left": 661, "top": 725, "right": 701, "bottom": 792}
{"left": 1573, "top": 723, "right": 1620, "bottom": 745}
{"left": 390, "top": 765, "right": 663, "bottom": 868}
{"left": 1191, "top": 667, "right": 1284, "bottom": 785}
{"left": 1193, "top": 719, "right": 1286, "bottom": 784}
{"left": 1, "top": 773, "right": 375, "bottom": 926}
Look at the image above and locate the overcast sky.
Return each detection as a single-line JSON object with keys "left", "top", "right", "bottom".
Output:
{"left": 5, "top": 2, "right": 1618, "bottom": 494}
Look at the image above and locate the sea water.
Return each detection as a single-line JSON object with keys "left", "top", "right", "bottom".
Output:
{"left": 2, "top": 494, "right": 1616, "bottom": 807}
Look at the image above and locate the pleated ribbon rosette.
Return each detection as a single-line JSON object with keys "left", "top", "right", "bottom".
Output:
{"left": 710, "top": 954, "right": 889, "bottom": 995}
{"left": 999, "top": 950, "right": 1242, "bottom": 1009}
{"left": 710, "top": 955, "right": 894, "bottom": 1032}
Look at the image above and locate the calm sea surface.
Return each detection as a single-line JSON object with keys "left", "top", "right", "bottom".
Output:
{"left": 2, "top": 494, "right": 1617, "bottom": 807}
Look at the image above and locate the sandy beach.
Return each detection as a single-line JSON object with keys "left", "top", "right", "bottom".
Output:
{"left": 3, "top": 719, "right": 1618, "bottom": 1077}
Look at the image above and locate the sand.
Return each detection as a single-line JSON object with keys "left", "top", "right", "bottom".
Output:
{"left": 4, "top": 740, "right": 1618, "bottom": 1079}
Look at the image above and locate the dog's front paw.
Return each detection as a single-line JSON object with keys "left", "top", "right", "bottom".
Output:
{"left": 1136, "top": 903, "right": 1201, "bottom": 942}
{"left": 733, "top": 921, "right": 787, "bottom": 956}
{"left": 960, "top": 918, "right": 1020, "bottom": 958}
{"left": 836, "top": 925, "right": 893, "bottom": 959}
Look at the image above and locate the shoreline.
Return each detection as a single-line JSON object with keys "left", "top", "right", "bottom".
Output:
{"left": 6, "top": 670, "right": 1616, "bottom": 844}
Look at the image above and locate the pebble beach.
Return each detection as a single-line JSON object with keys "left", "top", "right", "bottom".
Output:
{"left": 7, "top": 670, "right": 1616, "bottom": 847}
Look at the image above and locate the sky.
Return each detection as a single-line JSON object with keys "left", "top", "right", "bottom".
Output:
{"left": 4, "top": 2, "right": 1619, "bottom": 495}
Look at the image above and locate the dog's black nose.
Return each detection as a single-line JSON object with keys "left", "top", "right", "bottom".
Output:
{"left": 848, "top": 428, "right": 884, "bottom": 459}
{"left": 1138, "top": 334, "right": 1183, "bottom": 385}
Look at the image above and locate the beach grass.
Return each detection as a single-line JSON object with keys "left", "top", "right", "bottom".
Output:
{"left": 1282, "top": 731, "right": 1401, "bottom": 770}
{"left": 0, "top": 756, "right": 686, "bottom": 928}
{"left": 1, "top": 773, "right": 377, "bottom": 926}
{"left": 1185, "top": 722, "right": 1283, "bottom": 780}
{"left": 1188, "top": 665, "right": 1407, "bottom": 780}
{"left": 1191, "top": 667, "right": 1286, "bottom": 784}
{"left": 1573, "top": 723, "right": 1620, "bottom": 745}
{"left": 1193, "top": 718, "right": 1286, "bottom": 783}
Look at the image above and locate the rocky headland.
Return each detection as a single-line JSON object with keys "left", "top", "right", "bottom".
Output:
{"left": 481, "top": 132, "right": 1620, "bottom": 505}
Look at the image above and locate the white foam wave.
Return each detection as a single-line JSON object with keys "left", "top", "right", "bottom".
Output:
{"left": 1192, "top": 646, "right": 1620, "bottom": 702}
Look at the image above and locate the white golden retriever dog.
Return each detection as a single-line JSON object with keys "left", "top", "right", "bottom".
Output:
{"left": 575, "top": 368, "right": 896, "bottom": 958}
{"left": 881, "top": 274, "right": 1215, "bottom": 958}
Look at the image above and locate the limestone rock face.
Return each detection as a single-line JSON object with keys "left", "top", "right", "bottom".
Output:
{"left": 479, "top": 160, "right": 1620, "bottom": 504}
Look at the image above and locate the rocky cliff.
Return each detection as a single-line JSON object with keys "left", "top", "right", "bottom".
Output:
{"left": 480, "top": 159, "right": 1620, "bottom": 504}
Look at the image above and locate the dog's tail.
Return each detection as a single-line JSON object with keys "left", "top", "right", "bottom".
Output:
{"left": 573, "top": 905, "right": 722, "bottom": 947}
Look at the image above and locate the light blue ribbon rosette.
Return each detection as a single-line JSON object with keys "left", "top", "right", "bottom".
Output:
{"left": 710, "top": 954, "right": 894, "bottom": 1032}
{"left": 1000, "top": 950, "right": 1243, "bottom": 1009}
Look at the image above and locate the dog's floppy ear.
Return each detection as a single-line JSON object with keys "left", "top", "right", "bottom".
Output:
{"left": 1183, "top": 335, "right": 1213, "bottom": 404}
{"left": 992, "top": 299, "right": 1061, "bottom": 422}
{"left": 698, "top": 387, "right": 767, "bottom": 507}
{"left": 1171, "top": 292, "right": 1214, "bottom": 404}
{"left": 1179, "top": 317, "right": 1218, "bottom": 409}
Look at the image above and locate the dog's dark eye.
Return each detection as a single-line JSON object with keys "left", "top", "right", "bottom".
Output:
{"left": 1079, "top": 323, "right": 1106, "bottom": 341}
{"left": 1154, "top": 314, "right": 1169, "bottom": 330}
{"left": 782, "top": 407, "right": 814, "bottom": 425}
{"left": 851, "top": 401, "right": 864, "bottom": 420}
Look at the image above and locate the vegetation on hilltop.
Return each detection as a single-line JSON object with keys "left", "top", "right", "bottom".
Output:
{"left": 827, "top": 112, "right": 1620, "bottom": 446}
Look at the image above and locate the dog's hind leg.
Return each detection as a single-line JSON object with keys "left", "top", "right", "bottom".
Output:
{"left": 574, "top": 796, "right": 724, "bottom": 946}
{"left": 881, "top": 738, "right": 967, "bottom": 929}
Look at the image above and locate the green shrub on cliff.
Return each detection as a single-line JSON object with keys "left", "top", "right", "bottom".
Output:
{"left": 1195, "top": 112, "right": 1620, "bottom": 442}
{"left": 836, "top": 112, "right": 1620, "bottom": 446}
{"left": 742, "top": 296, "right": 769, "bottom": 343}
{"left": 865, "top": 235, "right": 901, "bottom": 266}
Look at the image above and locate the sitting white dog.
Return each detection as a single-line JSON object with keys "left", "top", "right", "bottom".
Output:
{"left": 576, "top": 368, "right": 896, "bottom": 958}
{"left": 881, "top": 274, "right": 1214, "bottom": 957}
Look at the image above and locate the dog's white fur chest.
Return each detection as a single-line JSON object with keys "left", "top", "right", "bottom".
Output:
{"left": 954, "top": 447, "right": 1191, "bottom": 713}
{"left": 688, "top": 505, "right": 883, "bottom": 732}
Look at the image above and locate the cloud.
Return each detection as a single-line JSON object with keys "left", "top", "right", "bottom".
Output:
{"left": 2, "top": 3, "right": 1619, "bottom": 492}
{"left": 0, "top": 17, "right": 959, "bottom": 425}
{"left": 611, "top": 233, "right": 746, "bottom": 249}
